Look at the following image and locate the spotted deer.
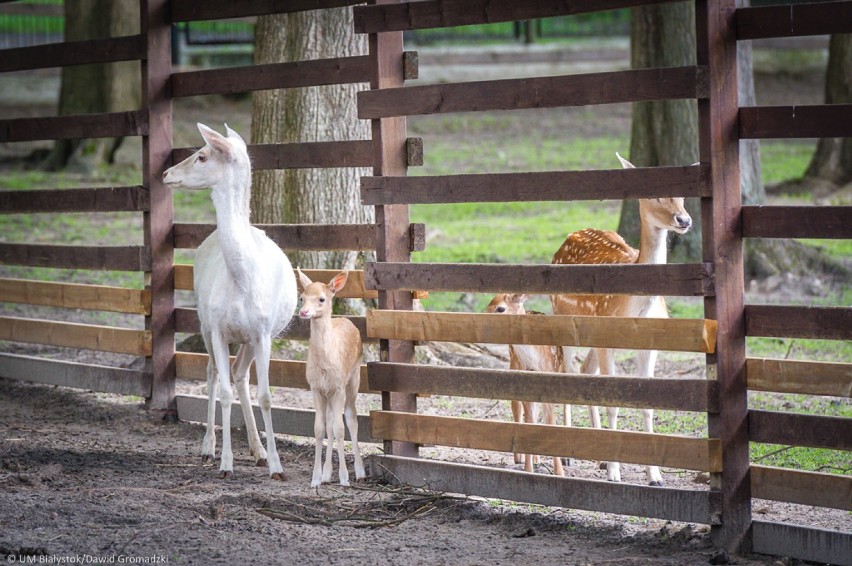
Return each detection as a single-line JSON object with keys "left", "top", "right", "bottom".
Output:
{"left": 550, "top": 153, "right": 693, "bottom": 486}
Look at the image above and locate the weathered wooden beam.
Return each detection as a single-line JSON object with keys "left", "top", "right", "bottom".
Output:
{"left": 358, "top": 67, "right": 708, "bottom": 119}
{"left": 171, "top": 0, "right": 365, "bottom": 22}
{"left": 736, "top": 1, "right": 852, "bottom": 40}
{"left": 746, "top": 358, "right": 851, "bottom": 398}
{"left": 0, "top": 316, "right": 152, "bottom": 356}
{"left": 361, "top": 165, "right": 711, "bottom": 205}
{"left": 749, "top": 410, "right": 852, "bottom": 451}
{"left": 173, "top": 223, "right": 378, "bottom": 250}
{"left": 172, "top": 266, "right": 375, "bottom": 298}
{"left": 367, "top": 310, "right": 718, "bottom": 353}
{"left": 751, "top": 521, "right": 852, "bottom": 566}
{"left": 739, "top": 105, "right": 852, "bottom": 139}
{"left": 0, "top": 278, "right": 151, "bottom": 315}
{"left": 0, "top": 243, "right": 151, "bottom": 271}
{"left": 0, "top": 186, "right": 149, "bottom": 214}
{"left": 367, "top": 362, "right": 719, "bottom": 412}
{"left": 0, "top": 34, "right": 145, "bottom": 73}
{"left": 0, "top": 111, "right": 148, "bottom": 143}
{"left": 172, "top": 140, "right": 374, "bottom": 170}
{"left": 742, "top": 205, "right": 852, "bottom": 239}
{"left": 745, "top": 305, "right": 852, "bottom": 340}
{"left": 751, "top": 465, "right": 852, "bottom": 512}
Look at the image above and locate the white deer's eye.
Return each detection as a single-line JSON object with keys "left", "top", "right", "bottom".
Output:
{"left": 197, "top": 154, "right": 206, "bottom": 163}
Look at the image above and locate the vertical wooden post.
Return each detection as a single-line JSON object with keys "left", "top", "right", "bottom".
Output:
{"left": 142, "top": 0, "right": 175, "bottom": 418}
{"left": 368, "top": 0, "right": 417, "bottom": 457}
{"left": 696, "top": 0, "right": 751, "bottom": 553}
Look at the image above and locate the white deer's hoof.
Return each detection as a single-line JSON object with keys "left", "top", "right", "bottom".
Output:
{"left": 255, "top": 458, "right": 268, "bottom": 467}
{"left": 270, "top": 472, "right": 285, "bottom": 482}
{"left": 649, "top": 480, "right": 664, "bottom": 487}
{"left": 219, "top": 470, "right": 233, "bottom": 480}
{"left": 201, "top": 455, "right": 215, "bottom": 464}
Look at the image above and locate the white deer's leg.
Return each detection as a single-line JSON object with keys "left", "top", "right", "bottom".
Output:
{"left": 598, "top": 348, "right": 622, "bottom": 483}
{"left": 311, "top": 390, "right": 327, "bottom": 488}
{"left": 211, "top": 333, "right": 234, "bottom": 479}
{"left": 329, "top": 392, "right": 350, "bottom": 486}
{"left": 345, "top": 367, "right": 365, "bottom": 480}
{"left": 637, "top": 349, "right": 664, "bottom": 486}
{"left": 231, "top": 344, "right": 267, "bottom": 466}
{"left": 201, "top": 332, "right": 218, "bottom": 464}
{"left": 253, "top": 336, "right": 283, "bottom": 480}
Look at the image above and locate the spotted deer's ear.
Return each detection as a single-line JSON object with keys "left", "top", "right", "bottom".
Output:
{"left": 512, "top": 294, "right": 529, "bottom": 304}
{"left": 328, "top": 271, "right": 349, "bottom": 295}
{"left": 197, "top": 123, "right": 233, "bottom": 160}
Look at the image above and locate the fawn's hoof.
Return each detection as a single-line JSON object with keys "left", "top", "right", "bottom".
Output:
{"left": 270, "top": 472, "right": 285, "bottom": 481}
{"left": 201, "top": 455, "right": 214, "bottom": 464}
{"left": 219, "top": 470, "right": 233, "bottom": 480}
{"left": 255, "top": 458, "right": 268, "bottom": 468}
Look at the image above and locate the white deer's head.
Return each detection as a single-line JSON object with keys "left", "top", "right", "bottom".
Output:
{"left": 163, "top": 123, "right": 249, "bottom": 190}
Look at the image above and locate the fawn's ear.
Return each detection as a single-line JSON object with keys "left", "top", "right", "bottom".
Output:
{"left": 512, "top": 293, "right": 529, "bottom": 304}
{"left": 296, "top": 268, "right": 313, "bottom": 291}
{"left": 198, "top": 123, "right": 233, "bottom": 159}
{"left": 328, "top": 271, "right": 349, "bottom": 295}
{"left": 615, "top": 152, "right": 635, "bottom": 169}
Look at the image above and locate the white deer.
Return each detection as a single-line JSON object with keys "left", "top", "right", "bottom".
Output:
{"left": 486, "top": 293, "right": 565, "bottom": 476}
{"left": 163, "top": 123, "right": 298, "bottom": 481}
{"left": 297, "top": 269, "right": 365, "bottom": 487}
{"left": 550, "top": 153, "right": 692, "bottom": 486}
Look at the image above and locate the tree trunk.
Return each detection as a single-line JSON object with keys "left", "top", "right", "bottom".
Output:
{"left": 803, "top": 34, "right": 852, "bottom": 187}
{"left": 618, "top": 3, "right": 700, "bottom": 263}
{"left": 251, "top": 8, "right": 372, "bottom": 273}
{"left": 42, "top": 0, "right": 139, "bottom": 172}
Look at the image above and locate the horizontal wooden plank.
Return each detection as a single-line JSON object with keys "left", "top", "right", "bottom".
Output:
{"left": 743, "top": 205, "right": 852, "bottom": 239}
{"left": 371, "top": 411, "right": 722, "bottom": 472}
{"left": 0, "top": 243, "right": 151, "bottom": 271}
{"left": 751, "top": 465, "right": 852, "bottom": 511}
{"left": 358, "top": 66, "right": 707, "bottom": 119}
{"left": 173, "top": 223, "right": 377, "bottom": 250}
{"left": 0, "top": 353, "right": 151, "bottom": 398}
{"left": 0, "top": 278, "right": 151, "bottom": 315}
{"left": 739, "top": 105, "right": 852, "bottom": 139}
{"left": 736, "top": 1, "right": 852, "bottom": 40}
{"left": 173, "top": 266, "right": 375, "bottom": 298}
{"left": 0, "top": 186, "right": 149, "bottom": 214}
{"left": 752, "top": 521, "right": 852, "bottom": 566}
{"left": 171, "top": 56, "right": 370, "bottom": 97}
{"left": 0, "top": 316, "right": 152, "bottom": 356}
{"left": 746, "top": 358, "right": 851, "bottom": 398}
{"left": 367, "top": 362, "right": 718, "bottom": 412}
{"left": 171, "top": 0, "right": 365, "bottom": 22}
{"left": 175, "top": 306, "right": 371, "bottom": 342}
{"left": 367, "top": 310, "right": 718, "bottom": 353}
{"left": 745, "top": 305, "right": 851, "bottom": 340}
{"left": 361, "top": 165, "right": 711, "bottom": 205}
{"left": 749, "top": 410, "right": 852, "bottom": 451}
{"left": 0, "top": 35, "right": 145, "bottom": 73}
{"left": 0, "top": 111, "right": 148, "bottom": 143}
{"left": 354, "top": 0, "right": 681, "bottom": 34}
{"left": 365, "top": 262, "right": 714, "bottom": 297}
{"left": 172, "top": 140, "right": 373, "bottom": 170}
{"left": 175, "top": 351, "right": 375, "bottom": 394}
{"left": 175, "top": 393, "right": 375, "bottom": 443}
{"left": 371, "top": 455, "right": 718, "bottom": 524}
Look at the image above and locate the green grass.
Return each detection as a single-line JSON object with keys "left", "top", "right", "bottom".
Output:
{"left": 759, "top": 141, "right": 815, "bottom": 186}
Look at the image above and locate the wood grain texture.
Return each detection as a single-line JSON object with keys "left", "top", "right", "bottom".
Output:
{"left": 0, "top": 278, "right": 151, "bottom": 315}
{"left": 367, "top": 362, "right": 719, "bottom": 411}
{"left": 746, "top": 358, "right": 851, "bottom": 398}
{"left": 367, "top": 310, "right": 718, "bottom": 353}
{"left": 752, "top": 521, "right": 852, "bottom": 566}
{"left": 745, "top": 305, "right": 852, "bottom": 340}
{"left": 751, "top": 465, "right": 852, "bottom": 511}
{"left": 171, "top": 0, "right": 365, "bottom": 22}
{"left": 173, "top": 266, "right": 375, "bottom": 298}
{"left": 358, "top": 66, "right": 707, "bottom": 119}
{"left": 742, "top": 205, "right": 852, "bottom": 239}
{"left": 749, "top": 410, "right": 852, "bottom": 451}
{"left": 736, "top": 1, "right": 852, "bottom": 40}
{"left": 739, "top": 105, "right": 852, "bottom": 139}
{"left": 371, "top": 411, "right": 722, "bottom": 472}
{"left": 0, "top": 186, "right": 149, "bottom": 214}
{"left": 172, "top": 140, "right": 373, "bottom": 170}
{"left": 0, "top": 243, "right": 151, "bottom": 271}
{"left": 173, "top": 223, "right": 377, "bottom": 250}
{"left": 0, "top": 34, "right": 145, "bottom": 73}
{"left": 0, "top": 111, "right": 148, "bottom": 143}
{"left": 0, "top": 316, "right": 152, "bottom": 355}
{"left": 361, "top": 165, "right": 711, "bottom": 204}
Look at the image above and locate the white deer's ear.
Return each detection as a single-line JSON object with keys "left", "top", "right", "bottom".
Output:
{"left": 296, "top": 268, "right": 313, "bottom": 290}
{"left": 328, "top": 271, "right": 349, "bottom": 295}
{"left": 197, "top": 123, "right": 233, "bottom": 159}
{"left": 224, "top": 123, "right": 246, "bottom": 147}
{"left": 615, "top": 152, "right": 635, "bottom": 169}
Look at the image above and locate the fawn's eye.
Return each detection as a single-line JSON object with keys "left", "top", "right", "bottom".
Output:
{"left": 319, "top": 297, "right": 326, "bottom": 303}
{"left": 496, "top": 306, "right": 506, "bottom": 313}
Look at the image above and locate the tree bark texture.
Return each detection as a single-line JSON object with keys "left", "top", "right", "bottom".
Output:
{"left": 45, "top": 0, "right": 140, "bottom": 172}
{"left": 619, "top": 2, "right": 701, "bottom": 263}
{"left": 251, "top": 8, "right": 373, "bottom": 272}
{"left": 803, "top": 33, "right": 852, "bottom": 186}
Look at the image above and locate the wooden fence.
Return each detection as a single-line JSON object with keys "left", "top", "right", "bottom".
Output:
{"left": 0, "top": 1, "right": 850, "bottom": 563}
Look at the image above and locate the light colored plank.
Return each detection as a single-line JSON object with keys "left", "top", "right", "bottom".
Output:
{"left": 752, "top": 521, "right": 852, "bottom": 566}
{"left": 751, "top": 465, "right": 852, "bottom": 511}
{"left": 174, "top": 264, "right": 377, "bottom": 298}
{"left": 175, "top": 352, "right": 375, "bottom": 394}
{"left": 0, "top": 353, "right": 151, "bottom": 397}
{"left": 367, "top": 310, "right": 717, "bottom": 353}
{"left": 0, "top": 316, "right": 151, "bottom": 356}
{"left": 370, "top": 411, "right": 722, "bottom": 472}
{"left": 747, "top": 357, "right": 851, "bottom": 397}
{"left": 0, "top": 277, "right": 150, "bottom": 315}
{"left": 370, "top": 455, "right": 718, "bottom": 525}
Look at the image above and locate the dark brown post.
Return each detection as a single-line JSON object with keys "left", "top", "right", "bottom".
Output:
{"left": 369, "top": 0, "right": 417, "bottom": 457}
{"left": 696, "top": 0, "right": 751, "bottom": 553}
{"left": 142, "top": 0, "right": 175, "bottom": 417}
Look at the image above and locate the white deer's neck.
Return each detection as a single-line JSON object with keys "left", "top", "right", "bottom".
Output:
{"left": 210, "top": 164, "right": 255, "bottom": 282}
{"left": 637, "top": 222, "right": 669, "bottom": 265}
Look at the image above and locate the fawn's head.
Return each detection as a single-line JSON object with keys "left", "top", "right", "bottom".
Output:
{"left": 163, "top": 123, "right": 249, "bottom": 190}
{"left": 297, "top": 269, "right": 349, "bottom": 320}
{"left": 616, "top": 152, "right": 692, "bottom": 235}
{"left": 485, "top": 293, "right": 528, "bottom": 315}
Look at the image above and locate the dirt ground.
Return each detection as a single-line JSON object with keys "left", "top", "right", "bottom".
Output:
{"left": 1, "top": 43, "right": 848, "bottom": 565}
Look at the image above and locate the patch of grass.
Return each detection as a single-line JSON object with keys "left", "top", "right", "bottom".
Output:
{"left": 746, "top": 336, "right": 852, "bottom": 363}
{"left": 760, "top": 141, "right": 814, "bottom": 186}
